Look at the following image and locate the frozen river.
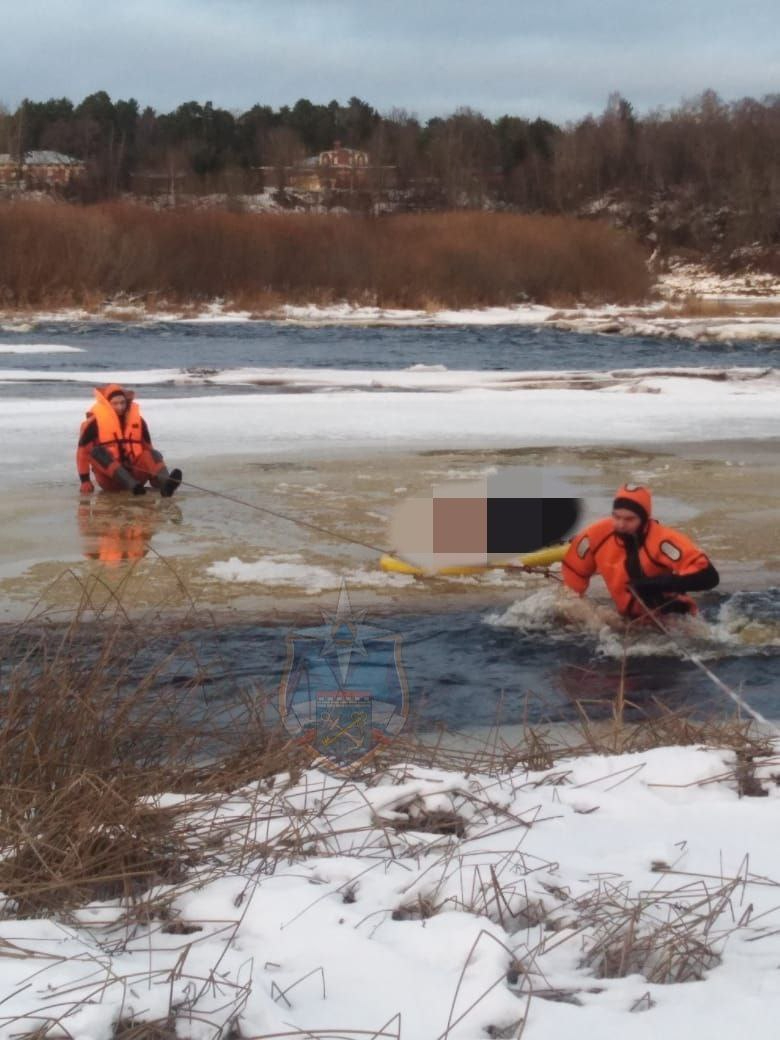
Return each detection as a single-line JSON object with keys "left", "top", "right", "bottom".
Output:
{"left": 1, "top": 318, "right": 778, "bottom": 725}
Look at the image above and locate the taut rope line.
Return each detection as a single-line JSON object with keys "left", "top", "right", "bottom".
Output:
{"left": 629, "top": 587, "right": 780, "bottom": 739}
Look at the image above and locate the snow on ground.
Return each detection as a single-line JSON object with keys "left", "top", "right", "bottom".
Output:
{"left": 658, "top": 262, "right": 780, "bottom": 301}
{"left": 2, "top": 364, "right": 774, "bottom": 393}
{"left": 0, "top": 343, "right": 84, "bottom": 354}
{"left": 1, "top": 369, "right": 777, "bottom": 487}
{"left": 1, "top": 745, "right": 778, "bottom": 1039}
{"left": 207, "top": 553, "right": 415, "bottom": 592}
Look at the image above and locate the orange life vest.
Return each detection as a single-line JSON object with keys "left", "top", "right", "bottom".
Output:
{"left": 562, "top": 517, "right": 710, "bottom": 618}
{"left": 86, "top": 388, "right": 145, "bottom": 467}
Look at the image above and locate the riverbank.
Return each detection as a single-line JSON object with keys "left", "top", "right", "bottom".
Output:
{"left": 0, "top": 676, "right": 777, "bottom": 1040}
{"left": 2, "top": 260, "right": 779, "bottom": 341}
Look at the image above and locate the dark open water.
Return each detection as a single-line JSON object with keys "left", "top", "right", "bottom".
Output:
{"left": 137, "top": 592, "right": 780, "bottom": 729}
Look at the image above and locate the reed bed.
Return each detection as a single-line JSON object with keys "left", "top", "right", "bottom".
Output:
{"left": 0, "top": 201, "right": 651, "bottom": 311}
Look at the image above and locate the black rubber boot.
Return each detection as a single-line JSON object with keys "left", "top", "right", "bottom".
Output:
{"left": 160, "top": 468, "right": 182, "bottom": 498}
{"left": 114, "top": 464, "right": 144, "bottom": 493}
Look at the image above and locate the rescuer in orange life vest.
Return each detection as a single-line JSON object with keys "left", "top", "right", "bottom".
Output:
{"left": 77, "top": 384, "right": 182, "bottom": 496}
{"left": 562, "top": 484, "right": 719, "bottom": 619}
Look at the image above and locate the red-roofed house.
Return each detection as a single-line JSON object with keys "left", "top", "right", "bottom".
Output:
{"left": 0, "top": 151, "right": 86, "bottom": 189}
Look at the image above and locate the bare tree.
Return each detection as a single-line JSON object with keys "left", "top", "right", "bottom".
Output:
{"left": 265, "top": 127, "right": 305, "bottom": 190}
{"left": 0, "top": 103, "right": 11, "bottom": 153}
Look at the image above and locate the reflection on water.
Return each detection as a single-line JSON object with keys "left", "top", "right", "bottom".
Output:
{"left": 77, "top": 496, "right": 182, "bottom": 564}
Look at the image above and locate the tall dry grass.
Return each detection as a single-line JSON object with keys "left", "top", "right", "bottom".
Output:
{"left": 656, "top": 297, "right": 780, "bottom": 318}
{"left": 0, "top": 615, "right": 300, "bottom": 913}
{"left": 0, "top": 201, "right": 651, "bottom": 310}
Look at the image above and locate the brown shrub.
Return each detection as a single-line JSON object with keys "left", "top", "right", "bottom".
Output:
{"left": 0, "top": 201, "right": 651, "bottom": 309}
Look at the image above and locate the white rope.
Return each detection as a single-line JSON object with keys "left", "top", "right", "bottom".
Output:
{"left": 631, "top": 592, "right": 780, "bottom": 739}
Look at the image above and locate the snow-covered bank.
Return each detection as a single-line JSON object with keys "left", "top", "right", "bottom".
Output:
{"left": 2, "top": 264, "right": 779, "bottom": 340}
{"left": 269, "top": 263, "right": 780, "bottom": 338}
{"left": 4, "top": 302, "right": 780, "bottom": 341}
{"left": 659, "top": 263, "right": 780, "bottom": 302}
{"left": 2, "top": 744, "right": 778, "bottom": 1040}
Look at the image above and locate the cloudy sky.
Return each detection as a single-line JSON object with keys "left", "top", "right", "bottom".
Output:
{"left": 2, "top": 0, "right": 778, "bottom": 122}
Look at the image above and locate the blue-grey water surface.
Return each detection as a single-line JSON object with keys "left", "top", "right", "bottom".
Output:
{"left": 1, "top": 320, "right": 778, "bottom": 401}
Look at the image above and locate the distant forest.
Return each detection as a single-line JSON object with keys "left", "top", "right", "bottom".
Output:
{"left": 1, "top": 91, "right": 778, "bottom": 259}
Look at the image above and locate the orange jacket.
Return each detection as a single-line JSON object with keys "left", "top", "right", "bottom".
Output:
{"left": 562, "top": 517, "right": 710, "bottom": 618}
{"left": 77, "top": 385, "right": 147, "bottom": 475}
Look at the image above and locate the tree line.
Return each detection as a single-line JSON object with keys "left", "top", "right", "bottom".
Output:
{"left": 1, "top": 90, "right": 778, "bottom": 255}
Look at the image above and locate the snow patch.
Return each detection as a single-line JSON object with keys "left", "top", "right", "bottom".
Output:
{"left": 207, "top": 554, "right": 414, "bottom": 592}
{"left": 0, "top": 343, "right": 84, "bottom": 354}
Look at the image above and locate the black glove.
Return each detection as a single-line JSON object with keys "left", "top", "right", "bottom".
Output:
{"left": 632, "top": 574, "right": 680, "bottom": 596}
{"left": 633, "top": 563, "right": 719, "bottom": 597}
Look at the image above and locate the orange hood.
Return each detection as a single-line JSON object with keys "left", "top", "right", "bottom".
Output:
{"left": 613, "top": 483, "right": 652, "bottom": 523}
{"left": 96, "top": 384, "right": 135, "bottom": 404}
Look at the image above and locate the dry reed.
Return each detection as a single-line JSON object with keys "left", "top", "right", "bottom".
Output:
{"left": 0, "top": 201, "right": 651, "bottom": 310}
{"left": 656, "top": 297, "right": 780, "bottom": 318}
{"left": 0, "top": 613, "right": 300, "bottom": 914}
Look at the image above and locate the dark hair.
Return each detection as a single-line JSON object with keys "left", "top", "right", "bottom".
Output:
{"left": 612, "top": 495, "right": 648, "bottom": 524}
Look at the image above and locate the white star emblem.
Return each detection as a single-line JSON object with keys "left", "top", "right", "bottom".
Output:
{"left": 319, "top": 580, "right": 368, "bottom": 685}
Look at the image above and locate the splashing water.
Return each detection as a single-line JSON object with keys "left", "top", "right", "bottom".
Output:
{"left": 488, "top": 586, "right": 780, "bottom": 662}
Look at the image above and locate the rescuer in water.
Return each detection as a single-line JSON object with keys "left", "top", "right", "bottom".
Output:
{"left": 77, "top": 384, "right": 182, "bottom": 497}
{"left": 562, "top": 484, "right": 719, "bottom": 619}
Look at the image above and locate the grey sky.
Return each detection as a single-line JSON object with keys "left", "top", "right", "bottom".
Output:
{"left": 2, "top": 0, "right": 777, "bottom": 122}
